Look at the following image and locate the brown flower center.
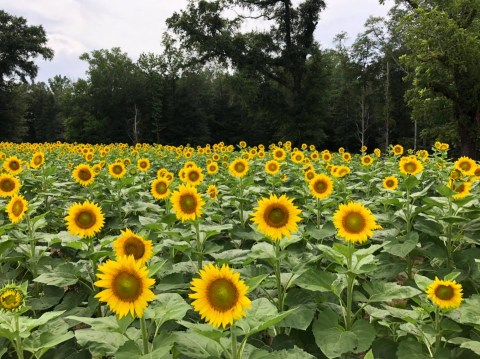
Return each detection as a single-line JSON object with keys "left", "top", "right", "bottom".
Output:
{"left": 188, "top": 171, "right": 200, "bottom": 182}
{"left": 113, "top": 165, "right": 123, "bottom": 174}
{"left": 0, "top": 179, "right": 15, "bottom": 192}
{"left": 12, "top": 200, "right": 24, "bottom": 216}
{"left": 265, "top": 205, "right": 289, "bottom": 228}
{"left": 78, "top": 169, "right": 92, "bottom": 181}
{"left": 75, "top": 211, "right": 96, "bottom": 229}
{"left": 123, "top": 236, "right": 145, "bottom": 260}
{"left": 435, "top": 285, "right": 454, "bottom": 301}
{"left": 315, "top": 180, "right": 327, "bottom": 193}
{"left": 404, "top": 162, "right": 417, "bottom": 173}
{"left": 155, "top": 182, "right": 167, "bottom": 194}
{"left": 33, "top": 156, "right": 43, "bottom": 165}
{"left": 9, "top": 161, "right": 20, "bottom": 170}
{"left": 234, "top": 162, "right": 246, "bottom": 173}
{"left": 343, "top": 212, "right": 366, "bottom": 234}
{"left": 460, "top": 162, "right": 471, "bottom": 171}
{"left": 207, "top": 279, "right": 238, "bottom": 311}
{"left": 179, "top": 194, "right": 197, "bottom": 214}
{"left": 113, "top": 272, "right": 142, "bottom": 301}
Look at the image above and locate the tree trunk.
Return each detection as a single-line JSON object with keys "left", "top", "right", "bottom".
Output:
{"left": 457, "top": 110, "right": 478, "bottom": 159}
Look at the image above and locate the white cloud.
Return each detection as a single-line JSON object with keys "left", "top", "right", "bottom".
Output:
{"left": 2, "top": 0, "right": 392, "bottom": 81}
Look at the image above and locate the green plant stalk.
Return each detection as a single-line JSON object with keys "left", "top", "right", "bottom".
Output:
{"left": 316, "top": 198, "right": 321, "bottom": 229}
{"left": 434, "top": 306, "right": 442, "bottom": 355}
{"left": 194, "top": 221, "right": 203, "bottom": 270}
{"left": 230, "top": 326, "right": 238, "bottom": 359}
{"left": 446, "top": 196, "right": 453, "bottom": 270}
{"left": 345, "top": 242, "right": 355, "bottom": 331}
{"left": 239, "top": 177, "right": 244, "bottom": 227}
{"left": 141, "top": 316, "right": 150, "bottom": 354}
{"left": 405, "top": 186, "right": 414, "bottom": 279}
{"left": 274, "top": 241, "right": 285, "bottom": 313}
{"left": 14, "top": 313, "right": 24, "bottom": 359}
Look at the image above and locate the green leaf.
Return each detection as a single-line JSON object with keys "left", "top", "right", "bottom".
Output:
{"left": 312, "top": 308, "right": 357, "bottom": 358}
{"left": 33, "top": 263, "right": 79, "bottom": 287}
{"left": 351, "top": 319, "right": 376, "bottom": 353}
{"left": 235, "top": 298, "right": 296, "bottom": 337}
{"left": 436, "top": 185, "right": 456, "bottom": 197}
{"left": 403, "top": 175, "right": 420, "bottom": 190}
{"left": 249, "top": 242, "right": 276, "bottom": 260}
{"left": 278, "top": 303, "right": 315, "bottom": 330}
{"left": 173, "top": 331, "right": 224, "bottom": 358}
{"left": 447, "top": 295, "right": 480, "bottom": 326}
{"left": 414, "top": 274, "right": 432, "bottom": 292}
{"left": 295, "top": 269, "right": 337, "bottom": 292}
{"left": 20, "top": 311, "right": 66, "bottom": 334}
{"left": 144, "top": 293, "right": 190, "bottom": 328}
{"left": 245, "top": 274, "right": 269, "bottom": 293}
{"left": 396, "top": 338, "right": 429, "bottom": 359}
{"left": 248, "top": 347, "right": 316, "bottom": 358}
{"left": 384, "top": 232, "right": 419, "bottom": 257}
{"left": 361, "top": 281, "right": 422, "bottom": 302}
{"left": 460, "top": 341, "right": 480, "bottom": 355}
{"left": 364, "top": 349, "right": 374, "bottom": 359}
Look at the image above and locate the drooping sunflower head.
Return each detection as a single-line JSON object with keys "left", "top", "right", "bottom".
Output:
{"left": 95, "top": 256, "right": 156, "bottom": 318}
{"left": 309, "top": 173, "right": 334, "bottom": 199}
{"left": 189, "top": 263, "right": 251, "bottom": 329}
{"left": 251, "top": 194, "right": 302, "bottom": 241}
{"left": 0, "top": 174, "right": 21, "bottom": 198}
{"left": 113, "top": 229, "right": 153, "bottom": 265}
{"left": 108, "top": 162, "right": 126, "bottom": 179}
{"left": 65, "top": 200, "right": 105, "bottom": 238}
{"left": 426, "top": 277, "right": 463, "bottom": 310}
{"left": 265, "top": 160, "right": 280, "bottom": 175}
{"left": 30, "top": 152, "right": 45, "bottom": 169}
{"left": 382, "top": 176, "right": 399, "bottom": 191}
{"left": 170, "top": 184, "right": 205, "bottom": 222}
{"left": 454, "top": 156, "right": 476, "bottom": 176}
{"left": 3, "top": 156, "right": 22, "bottom": 175}
{"left": 206, "top": 185, "right": 218, "bottom": 200}
{"left": 333, "top": 202, "right": 379, "bottom": 244}
{"left": 72, "top": 164, "right": 95, "bottom": 186}
{"left": 229, "top": 159, "right": 249, "bottom": 178}
{"left": 6, "top": 194, "right": 28, "bottom": 224}
{"left": 374, "top": 148, "right": 381, "bottom": 157}
{"left": 185, "top": 166, "right": 204, "bottom": 186}
{"left": 151, "top": 178, "right": 170, "bottom": 200}
{"left": 361, "top": 155, "right": 374, "bottom": 166}
{"left": 0, "top": 283, "right": 27, "bottom": 312}
{"left": 399, "top": 156, "right": 424, "bottom": 176}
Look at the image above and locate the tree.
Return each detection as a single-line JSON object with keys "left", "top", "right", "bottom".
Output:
{"left": 0, "top": 10, "right": 53, "bottom": 87}
{"left": 391, "top": 0, "right": 480, "bottom": 157}
{"left": 167, "top": 0, "right": 328, "bottom": 145}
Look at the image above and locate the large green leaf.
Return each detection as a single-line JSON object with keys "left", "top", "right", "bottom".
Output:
{"left": 447, "top": 295, "right": 480, "bottom": 326}
{"left": 360, "top": 281, "right": 421, "bottom": 302}
{"left": 295, "top": 269, "right": 337, "bottom": 292}
{"left": 173, "top": 331, "right": 224, "bottom": 358}
{"left": 384, "top": 232, "right": 419, "bottom": 258}
{"left": 144, "top": 293, "right": 190, "bottom": 328}
{"left": 33, "top": 263, "right": 79, "bottom": 287}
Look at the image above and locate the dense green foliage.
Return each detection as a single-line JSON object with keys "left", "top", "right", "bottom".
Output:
{"left": 0, "top": 1, "right": 479, "bottom": 157}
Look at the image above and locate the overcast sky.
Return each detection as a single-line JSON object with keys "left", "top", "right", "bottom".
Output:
{"left": 3, "top": 0, "right": 393, "bottom": 82}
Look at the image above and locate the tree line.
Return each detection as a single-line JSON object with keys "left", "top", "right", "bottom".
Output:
{"left": 0, "top": 0, "right": 479, "bottom": 158}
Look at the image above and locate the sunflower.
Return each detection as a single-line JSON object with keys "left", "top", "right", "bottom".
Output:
{"left": 304, "top": 169, "right": 316, "bottom": 181}
{"left": 6, "top": 194, "right": 28, "bottom": 224}
{"left": 392, "top": 144, "right": 404, "bottom": 156}
{"left": 113, "top": 229, "right": 153, "bottom": 265}
{"left": 170, "top": 184, "right": 205, "bottom": 222}
{"left": 251, "top": 194, "right": 301, "bottom": 241}
{"left": 229, "top": 159, "right": 249, "bottom": 178}
{"left": 265, "top": 160, "right": 280, "bottom": 175}
{"left": 361, "top": 145, "right": 367, "bottom": 152}
{"left": 332, "top": 165, "right": 350, "bottom": 178}
{"left": 30, "top": 152, "right": 45, "bottom": 169}
{"left": 95, "top": 255, "right": 156, "bottom": 318}
{"left": 3, "top": 156, "right": 22, "bottom": 175}
{"left": 65, "top": 200, "right": 105, "bottom": 238}
{"left": 108, "top": 162, "right": 126, "bottom": 179}
{"left": 382, "top": 176, "right": 398, "bottom": 191}
{"left": 189, "top": 263, "right": 251, "bottom": 329}
{"left": 361, "top": 155, "right": 374, "bottom": 166}
{"left": 291, "top": 151, "right": 304, "bottom": 164}
{"left": 374, "top": 148, "right": 381, "bottom": 157}
{"left": 0, "top": 283, "right": 26, "bottom": 312}
{"left": 185, "top": 166, "right": 204, "bottom": 186}
{"left": 206, "top": 185, "right": 218, "bottom": 200}
{"left": 399, "top": 156, "right": 424, "bottom": 176}
{"left": 72, "top": 164, "right": 95, "bottom": 186}
{"left": 426, "top": 277, "right": 463, "bottom": 310}
{"left": 322, "top": 151, "right": 332, "bottom": 162}
{"left": 272, "top": 148, "right": 287, "bottom": 161}
{"left": 309, "top": 174, "right": 334, "bottom": 199}
{"left": 151, "top": 178, "right": 170, "bottom": 200}
{"left": 0, "top": 174, "right": 21, "bottom": 198}
{"left": 342, "top": 152, "right": 352, "bottom": 163}
{"left": 137, "top": 158, "right": 151, "bottom": 172}
{"left": 449, "top": 181, "right": 472, "bottom": 199}
{"left": 454, "top": 156, "right": 476, "bottom": 176}
{"left": 207, "top": 162, "right": 219, "bottom": 175}
{"left": 239, "top": 140, "right": 247, "bottom": 148}
{"left": 333, "top": 202, "right": 378, "bottom": 244}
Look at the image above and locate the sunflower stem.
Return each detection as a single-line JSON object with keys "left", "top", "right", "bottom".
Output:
{"left": 140, "top": 316, "right": 150, "bottom": 354}
{"left": 230, "top": 326, "right": 238, "bottom": 359}
{"left": 434, "top": 306, "right": 442, "bottom": 355}
{"left": 14, "top": 313, "right": 24, "bottom": 359}
{"left": 194, "top": 221, "right": 203, "bottom": 270}
{"left": 274, "top": 241, "right": 285, "bottom": 314}
{"left": 239, "top": 177, "right": 244, "bottom": 227}
{"left": 345, "top": 242, "right": 355, "bottom": 331}
{"left": 405, "top": 186, "right": 414, "bottom": 279}
{"left": 316, "top": 198, "right": 321, "bottom": 229}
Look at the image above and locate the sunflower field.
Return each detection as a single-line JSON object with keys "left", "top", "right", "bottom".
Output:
{"left": 0, "top": 141, "right": 480, "bottom": 359}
